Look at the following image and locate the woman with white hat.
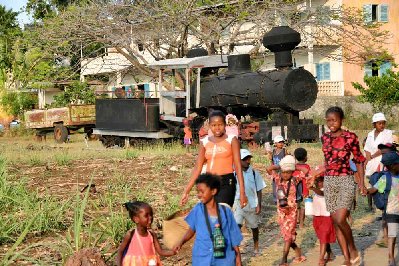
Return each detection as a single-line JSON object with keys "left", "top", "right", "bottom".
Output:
{"left": 364, "top": 112, "right": 393, "bottom": 210}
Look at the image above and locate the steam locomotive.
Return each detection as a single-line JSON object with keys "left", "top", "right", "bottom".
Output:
{"left": 93, "top": 26, "right": 320, "bottom": 147}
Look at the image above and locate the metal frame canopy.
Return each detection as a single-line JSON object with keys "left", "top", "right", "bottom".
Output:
{"left": 148, "top": 55, "right": 228, "bottom": 120}
{"left": 148, "top": 55, "right": 228, "bottom": 69}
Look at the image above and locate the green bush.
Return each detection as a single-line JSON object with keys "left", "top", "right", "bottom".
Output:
{"left": 52, "top": 81, "right": 95, "bottom": 107}
{"left": 0, "top": 91, "right": 37, "bottom": 117}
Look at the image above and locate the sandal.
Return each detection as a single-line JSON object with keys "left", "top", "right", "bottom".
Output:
{"left": 319, "top": 259, "right": 326, "bottom": 266}
{"left": 325, "top": 254, "right": 335, "bottom": 262}
{"left": 350, "top": 254, "right": 361, "bottom": 266}
{"left": 292, "top": 255, "right": 306, "bottom": 264}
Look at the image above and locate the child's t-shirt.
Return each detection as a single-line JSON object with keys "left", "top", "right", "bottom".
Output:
{"left": 294, "top": 163, "right": 311, "bottom": 198}
{"left": 272, "top": 148, "right": 286, "bottom": 166}
{"left": 374, "top": 173, "right": 399, "bottom": 215}
{"left": 185, "top": 203, "right": 243, "bottom": 266}
{"left": 312, "top": 189, "right": 330, "bottom": 216}
{"left": 234, "top": 166, "right": 266, "bottom": 209}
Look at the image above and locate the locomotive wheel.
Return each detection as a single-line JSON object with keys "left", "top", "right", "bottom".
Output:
{"left": 54, "top": 124, "right": 68, "bottom": 143}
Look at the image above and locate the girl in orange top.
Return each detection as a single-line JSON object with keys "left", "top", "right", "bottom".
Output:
{"left": 180, "top": 110, "right": 247, "bottom": 208}
{"left": 183, "top": 119, "right": 192, "bottom": 153}
{"left": 116, "top": 201, "right": 176, "bottom": 266}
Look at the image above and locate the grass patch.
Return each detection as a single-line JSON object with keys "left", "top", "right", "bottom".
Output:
{"left": 0, "top": 156, "right": 69, "bottom": 245}
{"left": 54, "top": 152, "right": 73, "bottom": 166}
{"left": 124, "top": 149, "right": 139, "bottom": 160}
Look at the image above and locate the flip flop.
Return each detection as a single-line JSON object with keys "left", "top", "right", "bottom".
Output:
{"left": 350, "top": 254, "right": 361, "bottom": 265}
{"left": 292, "top": 255, "right": 306, "bottom": 264}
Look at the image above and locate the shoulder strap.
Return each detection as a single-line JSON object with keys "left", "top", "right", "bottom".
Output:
{"left": 201, "top": 136, "right": 209, "bottom": 146}
{"left": 285, "top": 178, "right": 292, "bottom": 198}
{"left": 226, "top": 134, "right": 234, "bottom": 144}
{"left": 203, "top": 203, "right": 223, "bottom": 241}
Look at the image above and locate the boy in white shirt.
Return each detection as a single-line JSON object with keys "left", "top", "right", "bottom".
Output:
{"left": 233, "top": 149, "right": 266, "bottom": 255}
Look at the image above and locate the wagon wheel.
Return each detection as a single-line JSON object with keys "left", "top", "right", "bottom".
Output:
{"left": 54, "top": 124, "right": 68, "bottom": 143}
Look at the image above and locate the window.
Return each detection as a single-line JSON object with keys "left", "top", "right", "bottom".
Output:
{"left": 315, "top": 62, "right": 330, "bottom": 81}
{"left": 364, "top": 61, "right": 391, "bottom": 77}
{"left": 363, "top": 4, "right": 389, "bottom": 23}
{"left": 315, "top": 6, "right": 331, "bottom": 24}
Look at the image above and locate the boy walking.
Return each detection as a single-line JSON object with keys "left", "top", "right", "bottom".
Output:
{"left": 368, "top": 151, "right": 399, "bottom": 266}
{"left": 293, "top": 147, "right": 311, "bottom": 229}
{"left": 233, "top": 149, "right": 266, "bottom": 255}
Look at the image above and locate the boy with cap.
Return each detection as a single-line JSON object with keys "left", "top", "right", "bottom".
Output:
{"left": 368, "top": 151, "right": 399, "bottom": 266}
{"left": 233, "top": 149, "right": 266, "bottom": 255}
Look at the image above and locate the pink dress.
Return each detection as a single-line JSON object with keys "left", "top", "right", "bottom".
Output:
{"left": 122, "top": 230, "right": 161, "bottom": 266}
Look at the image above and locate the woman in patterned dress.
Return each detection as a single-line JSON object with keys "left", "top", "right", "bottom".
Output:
{"left": 320, "top": 106, "right": 367, "bottom": 266}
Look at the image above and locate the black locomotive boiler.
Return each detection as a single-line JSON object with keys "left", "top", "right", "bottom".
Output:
{"left": 190, "top": 26, "right": 319, "bottom": 143}
{"left": 93, "top": 26, "right": 320, "bottom": 147}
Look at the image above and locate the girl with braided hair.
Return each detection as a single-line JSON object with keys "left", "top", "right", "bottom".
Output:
{"left": 116, "top": 201, "right": 177, "bottom": 266}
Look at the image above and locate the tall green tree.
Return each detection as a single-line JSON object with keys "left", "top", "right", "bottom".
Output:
{"left": 26, "top": 0, "right": 106, "bottom": 20}
{"left": 0, "top": 5, "right": 21, "bottom": 75}
{"left": 353, "top": 69, "right": 399, "bottom": 114}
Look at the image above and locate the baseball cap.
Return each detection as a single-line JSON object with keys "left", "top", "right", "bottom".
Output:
{"left": 372, "top": 113, "right": 386, "bottom": 123}
{"left": 273, "top": 135, "right": 285, "bottom": 143}
{"left": 378, "top": 143, "right": 397, "bottom": 152}
{"left": 381, "top": 151, "right": 399, "bottom": 166}
{"left": 240, "top": 149, "right": 252, "bottom": 160}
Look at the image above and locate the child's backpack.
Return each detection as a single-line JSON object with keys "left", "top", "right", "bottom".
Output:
{"left": 369, "top": 171, "right": 392, "bottom": 211}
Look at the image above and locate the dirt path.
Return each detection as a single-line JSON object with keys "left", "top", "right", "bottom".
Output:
{"left": 246, "top": 212, "right": 394, "bottom": 266}
{"left": 304, "top": 214, "right": 393, "bottom": 266}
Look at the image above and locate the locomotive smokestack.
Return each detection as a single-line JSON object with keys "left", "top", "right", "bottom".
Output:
{"left": 262, "top": 26, "right": 301, "bottom": 68}
{"left": 226, "top": 54, "right": 251, "bottom": 74}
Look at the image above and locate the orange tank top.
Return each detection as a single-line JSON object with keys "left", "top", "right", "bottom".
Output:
{"left": 184, "top": 127, "right": 192, "bottom": 139}
{"left": 202, "top": 135, "right": 234, "bottom": 175}
{"left": 122, "top": 230, "right": 161, "bottom": 266}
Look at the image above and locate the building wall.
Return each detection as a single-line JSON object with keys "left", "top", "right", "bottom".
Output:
{"left": 107, "top": 73, "right": 159, "bottom": 98}
{"left": 342, "top": 0, "right": 399, "bottom": 95}
{"left": 38, "top": 89, "right": 63, "bottom": 109}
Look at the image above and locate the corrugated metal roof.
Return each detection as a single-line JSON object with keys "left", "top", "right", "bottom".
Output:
{"left": 148, "top": 55, "right": 228, "bottom": 69}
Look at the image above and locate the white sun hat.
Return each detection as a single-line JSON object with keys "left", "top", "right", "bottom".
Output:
{"left": 372, "top": 113, "right": 386, "bottom": 123}
{"left": 279, "top": 155, "right": 296, "bottom": 171}
{"left": 273, "top": 135, "right": 285, "bottom": 143}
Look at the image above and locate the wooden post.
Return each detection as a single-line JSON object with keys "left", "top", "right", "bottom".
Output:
{"left": 158, "top": 69, "right": 163, "bottom": 113}
{"left": 185, "top": 68, "right": 190, "bottom": 117}
{"left": 196, "top": 68, "right": 201, "bottom": 108}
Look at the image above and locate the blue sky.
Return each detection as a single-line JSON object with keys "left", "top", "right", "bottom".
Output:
{"left": 0, "top": 0, "right": 32, "bottom": 26}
